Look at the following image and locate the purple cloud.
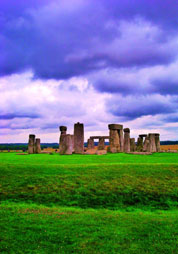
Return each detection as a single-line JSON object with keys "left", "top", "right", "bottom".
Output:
{"left": 0, "top": 113, "right": 40, "bottom": 120}
{"left": 106, "top": 95, "right": 177, "bottom": 120}
{"left": 1, "top": 0, "right": 178, "bottom": 142}
{"left": 1, "top": 0, "right": 178, "bottom": 79}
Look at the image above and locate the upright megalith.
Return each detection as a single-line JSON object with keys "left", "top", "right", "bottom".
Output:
{"left": 60, "top": 134, "right": 73, "bottom": 155}
{"left": 60, "top": 126, "right": 67, "bottom": 135}
{"left": 124, "top": 128, "right": 130, "bottom": 153}
{"left": 74, "top": 122, "right": 84, "bottom": 154}
{"left": 137, "top": 134, "right": 147, "bottom": 151}
{"left": 147, "top": 133, "right": 160, "bottom": 153}
{"left": 87, "top": 138, "right": 95, "bottom": 149}
{"left": 59, "top": 126, "right": 67, "bottom": 154}
{"left": 35, "top": 138, "right": 41, "bottom": 154}
{"left": 59, "top": 126, "right": 74, "bottom": 155}
{"left": 28, "top": 134, "right": 35, "bottom": 154}
{"left": 143, "top": 136, "right": 150, "bottom": 152}
{"left": 108, "top": 124, "right": 124, "bottom": 153}
{"left": 148, "top": 133, "right": 157, "bottom": 153}
{"left": 98, "top": 137, "right": 105, "bottom": 150}
{"left": 130, "top": 138, "right": 136, "bottom": 152}
{"left": 155, "top": 134, "right": 160, "bottom": 152}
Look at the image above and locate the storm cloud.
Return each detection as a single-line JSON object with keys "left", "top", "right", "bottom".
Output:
{"left": 1, "top": 0, "right": 178, "bottom": 142}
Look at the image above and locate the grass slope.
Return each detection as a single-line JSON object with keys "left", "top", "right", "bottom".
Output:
{"left": 1, "top": 152, "right": 178, "bottom": 253}
{"left": 1, "top": 202, "right": 178, "bottom": 254}
{"left": 1, "top": 153, "right": 178, "bottom": 209}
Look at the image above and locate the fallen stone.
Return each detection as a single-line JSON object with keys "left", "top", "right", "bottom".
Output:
{"left": 127, "top": 152, "right": 152, "bottom": 155}
{"left": 95, "top": 150, "right": 107, "bottom": 155}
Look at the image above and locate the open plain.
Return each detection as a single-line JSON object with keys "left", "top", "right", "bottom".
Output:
{"left": 0, "top": 152, "right": 178, "bottom": 253}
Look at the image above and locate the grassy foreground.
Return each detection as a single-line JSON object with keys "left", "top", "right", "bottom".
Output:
{"left": 1, "top": 202, "right": 178, "bottom": 254}
{"left": 1, "top": 152, "right": 178, "bottom": 253}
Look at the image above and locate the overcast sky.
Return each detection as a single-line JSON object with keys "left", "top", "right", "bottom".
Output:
{"left": 1, "top": 0, "right": 178, "bottom": 142}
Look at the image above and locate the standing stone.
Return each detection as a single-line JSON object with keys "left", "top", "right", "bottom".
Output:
{"left": 74, "top": 122, "right": 84, "bottom": 154}
{"left": 143, "top": 137, "right": 151, "bottom": 152}
{"left": 60, "top": 134, "right": 73, "bottom": 155}
{"left": 60, "top": 126, "right": 67, "bottom": 135}
{"left": 124, "top": 128, "right": 130, "bottom": 153}
{"left": 71, "top": 135, "right": 75, "bottom": 153}
{"left": 137, "top": 134, "right": 147, "bottom": 152}
{"left": 119, "top": 129, "right": 124, "bottom": 152}
{"left": 87, "top": 138, "right": 95, "bottom": 149}
{"left": 109, "top": 129, "right": 120, "bottom": 153}
{"left": 108, "top": 124, "right": 123, "bottom": 153}
{"left": 59, "top": 126, "right": 67, "bottom": 154}
{"left": 35, "top": 138, "right": 41, "bottom": 154}
{"left": 130, "top": 138, "right": 136, "bottom": 152}
{"left": 137, "top": 137, "right": 143, "bottom": 152}
{"left": 28, "top": 134, "right": 35, "bottom": 154}
{"left": 98, "top": 137, "right": 105, "bottom": 150}
{"left": 148, "top": 133, "right": 157, "bottom": 153}
{"left": 155, "top": 134, "right": 160, "bottom": 152}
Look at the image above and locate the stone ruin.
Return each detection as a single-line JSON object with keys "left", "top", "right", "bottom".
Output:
{"left": 58, "top": 122, "right": 160, "bottom": 155}
{"left": 28, "top": 134, "right": 41, "bottom": 154}
{"left": 59, "top": 122, "right": 84, "bottom": 155}
{"left": 28, "top": 123, "right": 160, "bottom": 155}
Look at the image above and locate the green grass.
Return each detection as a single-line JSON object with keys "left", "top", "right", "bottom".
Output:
{"left": 1, "top": 152, "right": 178, "bottom": 253}
{"left": 1, "top": 153, "right": 178, "bottom": 209}
{"left": 1, "top": 202, "right": 178, "bottom": 254}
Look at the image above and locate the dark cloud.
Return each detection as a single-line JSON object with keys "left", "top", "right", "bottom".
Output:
{"left": 0, "top": 113, "right": 40, "bottom": 120}
{"left": 106, "top": 95, "right": 176, "bottom": 120}
{"left": 151, "top": 79, "right": 178, "bottom": 95}
{"left": 1, "top": 0, "right": 178, "bottom": 79}
{"left": 161, "top": 115, "right": 178, "bottom": 123}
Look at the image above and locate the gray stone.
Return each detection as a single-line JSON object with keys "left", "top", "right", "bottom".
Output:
{"left": 87, "top": 138, "right": 95, "bottom": 149}
{"left": 98, "top": 137, "right": 105, "bottom": 150}
{"left": 137, "top": 137, "right": 143, "bottom": 152}
{"left": 108, "top": 124, "right": 123, "bottom": 130}
{"left": 59, "top": 126, "right": 67, "bottom": 154}
{"left": 148, "top": 133, "right": 157, "bottom": 153}
{"left": 109, "top": 129, "right": 120, "bottom": 153}
{"left": 155, "top": 134, "right": 160, "bottom": 152}
{"left": 59, "top": 126, "right": 67, "bottom": 135}
{"left": 35, "top": 138, "right": 41, "bottom": 154}
{"left": 143, "top": 136, "right": 150, "bottom": 152}
{"left": 119, "top": 129, "right": 124, "bottom": 152}
{"left": 124, "top": 128, "right": 130, "bottom": 152}
{"left": 90, "top": 136, "right": 109, "bottom": 139}
{"left": 108, "top": 124, "right": 124, "bottom": 153}
{"left": 28, "top": 134, "right": 35, "bottom": 154}
{"left": 130, "top": 138, "right": 136, "bottom": 152}
{"left": 74, "top": 122, "right": 84, "bottom": 154}
{"left": 139, "top": 134, "right": 147, "bottom": 138}
{"left": 96, "top": 150, "right": 107, "bottom": 155}
{"left": 60, "top": 134, "right": 73, "bottom": 155}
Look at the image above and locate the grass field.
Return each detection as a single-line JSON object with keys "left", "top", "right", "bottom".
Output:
{"left": 1, "top": 152, "right": 178, "bottom": 253}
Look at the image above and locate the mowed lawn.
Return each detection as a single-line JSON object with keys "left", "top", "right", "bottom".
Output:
{"left": 1, "top": 152, "right": 178, "bottom": 253}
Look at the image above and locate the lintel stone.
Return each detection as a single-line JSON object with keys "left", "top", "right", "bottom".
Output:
{"left": 108, "top": 124, "right": 123, "bottom": 130}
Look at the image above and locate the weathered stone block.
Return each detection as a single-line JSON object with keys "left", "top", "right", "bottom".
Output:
{"left": 87, "top": 138, "right": 95, "bottom": 149}
{"left": 98, "top": 137, "right": 105, "bottom": 150}
{"left": 108, "top": 124, "right": 123, "bottom": 130}
{"left": 95, "top": 150, "right": 107, "bottom": 155}
{"left": 28, "top": 134, "right": 35, "bottom": 154}
{"left": 124, "top": 128, "right": 130, "bottom": 152}
{"left": 109, "top": 129, "right": 120, "bottom": 153}
{"left": 148, "top": 133, "right": 157, "bottom": 153}
{"left": 130, "top": 138, "right": 136, "bottom": 152}
{"left": 155, "top": 134, "right": 160, "bottom": 152}
{"left": 137, "top": 137, "right": 143, "bottom": 152}
{"left": 59, "top": 126, "right": 67, "bottom": 135}
{"left": 35, "top": 138, "right": 41, "bottom": 154}
{"left": 60, "top": 134, "right": 73, "bottom": 155}
{"left": 74, "top": 122, "right": 84, "bottom": 154}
